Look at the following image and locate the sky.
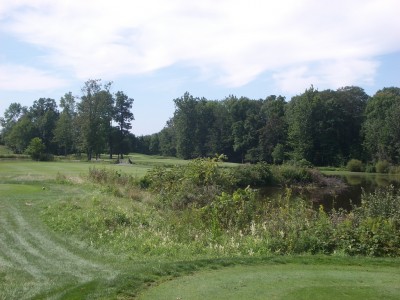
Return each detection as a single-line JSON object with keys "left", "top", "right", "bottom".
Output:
{"left": 1, "top": 0, "right": 399, "bottom": 135}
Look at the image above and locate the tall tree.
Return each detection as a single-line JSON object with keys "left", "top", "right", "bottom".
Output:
{"left": 286, "top": 86, "right": 320, "bottom": 163}
{"left": 259, "top": 95, "right": 288, "bottom": 163}
{"left": 0, "top": 103, "right": 27, "bottom": 146}
{"left": 77, "top": 79, "right": 113, "bottom": 160}
{"left": 53, "top": 92, "right": 77, "bottom": 155}
{"left": 114, "top": 91, "right": 134, "bottom": 159}
{"left": 29, "top": 98, "right": 59, "bottom": 154}
{"left": 363, "top": 87, "right": 400, "bottom": 163}
{"left": 158, "top": 119, "right": 176, "bottom": 156}
{"left": 174, "top": 92, "right": 198, "bottom": 159}
{"left": 4, "top": 115, "right": 35, "bottom": 153}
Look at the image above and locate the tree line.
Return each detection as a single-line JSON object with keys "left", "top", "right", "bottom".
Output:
{"left": 0, "top": 79, "right": 134, "bottom": 160}
{"left": 136, "top": 86, "right": 400, "bottom": 166}
{"left": 1, "top": 82, "right": 399, "bottom": 166}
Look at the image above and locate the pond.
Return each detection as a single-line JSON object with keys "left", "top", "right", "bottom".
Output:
{"left": 263, "top": 172, "right": 400, "bottom": 211}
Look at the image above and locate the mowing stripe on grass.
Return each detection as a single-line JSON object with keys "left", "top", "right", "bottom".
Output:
{"left": 0, "top": 200, "right": 118, "bottom": 299}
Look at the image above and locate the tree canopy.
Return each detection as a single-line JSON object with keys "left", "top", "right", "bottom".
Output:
{"left": 1, "top": 82, "right": 400, "bottom": 166}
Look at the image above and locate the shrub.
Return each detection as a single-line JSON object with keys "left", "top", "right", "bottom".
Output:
{"left": 201, "top": 187, "right": 259, "bottom": 234}
{"left": 144, "top": 158, "right": 235, "bottom": 208}
{"left": 271, "top": 164, "right": 313, "bottom": 185}
{"left": 375, "top": 160, "right": 390, "bottom": 173}
{"left": 346, "top": 159, "right": 364, "bottom": 172}
{"left": 229, "top": 162, "right": 273, "bottom": 188}
{"left": 25, "top": 137, "right": 46, "bottom": 161}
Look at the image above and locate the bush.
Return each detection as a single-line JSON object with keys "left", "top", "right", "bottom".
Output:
{"left": 375, "top": 160, "right": 390, "bottom": 173}
{"left": 229, "top": 162, "right": 273, "bottom": 188}
{"left": 202, "top": 187, "right": 259, "bottom": 234}
{"left": 271, "top": 164, "right": 313, "bottom": 185}
{"left": 144, "top": 158, "right": 235, "bottom": 208}
{"left": 346, "top": 159, "right": 364, "bottom": 172}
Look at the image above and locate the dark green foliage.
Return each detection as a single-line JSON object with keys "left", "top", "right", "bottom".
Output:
{"left": 363, "top": 87, "right": 400, "bottom": 163}
{"left": 2, "top": 83, "right": 400, "bottom": 168}
{"left": 286, "top": 86, "right": 368, "bottom": 166}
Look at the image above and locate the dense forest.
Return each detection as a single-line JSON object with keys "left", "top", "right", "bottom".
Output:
{"left": 136, "top": 86, "right": 400, "bottom": 166}
{"left": 1, "top": 80, "right": 400, "bottom": 166}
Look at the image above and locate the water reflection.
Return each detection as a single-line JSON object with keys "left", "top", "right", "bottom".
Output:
{"left": 314, "top": 173, "right": 400, "bottom": 211}
{"left": 261, "top": 173, "right": 400, "bottom": 211}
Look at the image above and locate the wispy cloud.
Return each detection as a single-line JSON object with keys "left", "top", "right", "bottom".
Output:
{"left": 1, "top": 0, "right": 399, "bottom": 92}
{"left": 0, "top": 64, "right": 68, "bottom": 91}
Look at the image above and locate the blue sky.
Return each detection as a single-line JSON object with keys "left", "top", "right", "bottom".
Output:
{"left": 1, "top": 0, "right": 399, "bottom": 135}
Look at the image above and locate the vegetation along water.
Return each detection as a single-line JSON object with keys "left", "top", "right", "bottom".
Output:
{"left": 0, "top": 154, "right": 400, "bottom": 299}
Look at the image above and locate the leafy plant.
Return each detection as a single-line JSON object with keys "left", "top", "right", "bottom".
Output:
{"left": 25, "top": 137, "right": 46, "bottom": 161}
{"left": 347, "top": 159, "right": 364, "bottom": 172}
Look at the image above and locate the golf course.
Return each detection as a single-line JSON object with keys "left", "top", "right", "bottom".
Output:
{"left": 1, "top": 155, "right": 400, "bottom": 299}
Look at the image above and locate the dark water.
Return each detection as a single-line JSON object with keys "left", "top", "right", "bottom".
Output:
{"left": 262, "top": 173, "right": 400, "bottom": 211}
{"left": 319, "top": 173, "right": 400, "bottom": 210}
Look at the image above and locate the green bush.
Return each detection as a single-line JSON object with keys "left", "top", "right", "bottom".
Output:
{"left": 229, "top": 162, "right": 273, "bottom": 188}
{"left": 144, "top": 157, "right": 235, "bottom": 208}
{"left": 346, "top": 159, "right": 364, "bottom": 172}
{"left": 201, "top": 187, "right": 259, "bottom": 234}
{"left": 25, "top": 137, "right": 46, "bottom": 161}
{"left": 375, "top": 160, "right": 390, "bottom": 173}
{"left": 271, "top": 164, "right": 313, "bottom": 185}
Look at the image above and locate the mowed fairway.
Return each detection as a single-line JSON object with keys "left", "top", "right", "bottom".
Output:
{"left": 0, "top": 167, "right": 118, "bottom": 299}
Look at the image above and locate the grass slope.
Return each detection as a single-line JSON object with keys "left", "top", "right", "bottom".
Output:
{"left": 0, "top": 156, "right": 399, "bottom": 299}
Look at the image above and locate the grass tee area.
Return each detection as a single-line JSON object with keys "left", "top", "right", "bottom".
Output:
{"left": 0, "top": 155, "right": 400, "bottom": 299}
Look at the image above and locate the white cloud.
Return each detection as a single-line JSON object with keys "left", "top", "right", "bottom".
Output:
{"left": 1, "top": 0, "right": 399, "bottom": 90}
{"left": 0, "top": 64, "right": 68, "bottom": 91}
{"left": 273, "top": 59, "right": 379, "bottom": 94}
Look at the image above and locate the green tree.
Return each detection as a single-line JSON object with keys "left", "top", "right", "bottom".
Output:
{"left": 174, "top": 92, "right": 198, "bottom": 159}
{"left": 4, "top": 115, "right": 35, "bottom": 153}
{"left": 226, "top": 96, "right": 263, "bottom": 163}
{"left": 29, "top": 98, "right": 59, "bottom": 154}
{"left": 0, "top": 103, "right": 28, "bottom": 150}
{"left": 25, "top": 137, "right": 46, "bottom": 160}
{"left": 363, "top": 87, "right": 400, "bottom": 163}
{"left": 53, "top": 92, "right": 77, "bottom": 155}
{"left": 286, "top": 86, "right": 320, "bottom": 163}
{"left": 114, "top": 91, "right": 134, "bottom": 159}
{"left": 259, "top": 95, "right": 288, "bottom": 163}
{"left": 158, "top": 119, "right": 176, "bottom": 156}
{"left": 77, "top": 79, "right": 113, "bottom": 160}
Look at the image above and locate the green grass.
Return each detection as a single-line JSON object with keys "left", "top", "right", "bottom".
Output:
{"left": 1, "top": 156, "right": 400, "bottom": 299}
{"left": 139, "top": 260, "right": 400, "bottom": 300}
